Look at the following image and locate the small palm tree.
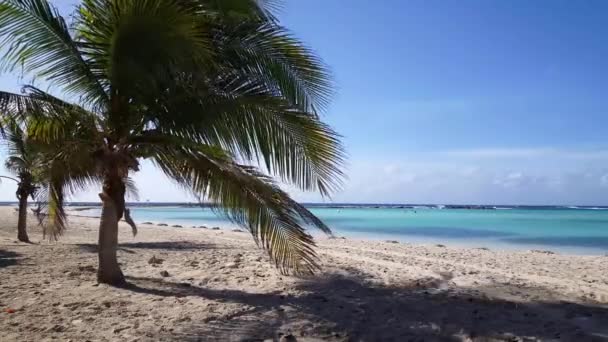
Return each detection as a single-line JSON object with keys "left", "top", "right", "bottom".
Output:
{"left": 0, "top": 0, "right": 345, "bottom": 286}
{"left": 0, "top": 119, "right": 41, "bottom": 243}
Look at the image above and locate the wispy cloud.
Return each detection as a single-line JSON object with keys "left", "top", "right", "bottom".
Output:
{"left": 286, "top": 147, "right": 608, "bottom": 205}
{"left": 442, "top": 147, "right": 608, "bottom": 160}
{"left": 2, "top": 146, "right": 608, "bottom": 205}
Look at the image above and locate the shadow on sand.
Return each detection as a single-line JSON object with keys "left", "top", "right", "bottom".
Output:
{"left": 0, "top": 249, "right": 21, "bottom": 268}
{"left": 77, "top": 241, "right": 218, "bottom": 254}
{"left": 121, "top": 271, "right": 608, "bottom": 341}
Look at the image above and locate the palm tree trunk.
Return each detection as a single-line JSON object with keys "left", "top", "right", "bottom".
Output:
{"left": 97, "top": 176, "right": 126, "bottom": 286}
{"left": 17, "top": 190, "right": 29, "bottom": 243}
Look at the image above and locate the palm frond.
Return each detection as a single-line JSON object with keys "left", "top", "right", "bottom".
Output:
{"left": 75, "top": 0, "right": 212, "bottom": 123}
{"left": 0, "top": 175, "right": 19, "bottom": 183}
{"left": 32, "top": 120, "right": 101, "bottom": 239}
{"left": 1, "top": 116, "right": 26, "bottom": 155}
{"left": 21, "top": 89, "right": 102, "bottom": 147}
{"left": 43, "top": 175, "right": 66, "bottom": 240}
{"left": 5, "top": 156, "right": 26, "bottom": 174}
{"left": 207, "top": 18, "right": 333, "bottom": 114}
{"left": 0, "top": 116, "right": 43, "bottom": 185}
{"left": 0, "top": 90, "right": 53, "bottom": 124}
{"left": 150, "top": 143, "right": 331, "bottom": 275}
{"left": 124, "top": 176, "right": 140, "bottom": 202}
{"left": 0, "top": 87, "right": 98, "bottom": 137}
{"left": 139, "top": 85, "right": 346, "bottom": 196}
{"left": 0, "top": 0, "right": 109, "bottom": 109}
{"left": 198, "top": 0, "right": 281, "bottom": 22}
{"left": 37, "top": 168, "right": 100, "bottom": 239}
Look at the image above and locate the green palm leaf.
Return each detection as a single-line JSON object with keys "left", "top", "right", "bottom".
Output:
{"left": 216, "top": 21, "right": 333, "bottom": 114}
{"left": 34, "top": 137, "right": 102, "bottom": 239}
{"left": 149, "top": 142, "right": 330, "bottom": 274}
{"left": 0, "top": 0, "right": 108, "bottom": 109}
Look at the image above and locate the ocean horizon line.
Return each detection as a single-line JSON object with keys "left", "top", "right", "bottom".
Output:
{"left": 2, "top": 201, "right": 607, "bottom": 210}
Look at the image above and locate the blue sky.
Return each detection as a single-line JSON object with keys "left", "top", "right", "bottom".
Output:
{"left": 1, "top": 0, "right": 608, "bottom": 205}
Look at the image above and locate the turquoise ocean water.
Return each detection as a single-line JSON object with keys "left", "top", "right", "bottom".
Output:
{"left": 79, "top": 206, "right": 608, "bottom": 255}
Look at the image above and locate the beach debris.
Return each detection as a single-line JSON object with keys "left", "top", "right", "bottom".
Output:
{"left": 4, "top": 308, "right": 16, "bottom": 314}
{"left": 141, "top": 222, "right": 153, "bottom": 225}
{"left": 157, "top": 223, "right": 168, "bottom": 226}
{"left": 435, "top": 244, "right": 446, "bottom": 248}
{"left": 78, "top": 265, "right": 96, "bottom": 273}
{"left": 186, "top": 260, "right": 199, "bottom": 267}
{"left": 529, "top": 249, "right": 555, "bottom": 255}
{"left": 385, "top": 240, "right": 399, "bottom": 244}
{"left": 198, "top": 225, "right": 207, "bottom": 229}
{"left": 232, "top": 229, "right": 244, "bottom": 233}
{"left": 212, "top": 227, "right": 221, "bottom": 230}
{"left": 160, "top": 270, "right": 170, "bottom": 277}
{"left": 171, "top": 224, "right": 183, "bottom": 228}
{"left": 224, "top": 262, "right": 239, "bottom": 269}
{"left": 475, "top": 247, "right": 490, "bottom": 251}
{"left": 113, "top": 326, "right": 131, "bottom": 334}
{"left": 148, "top": 255, "right": 164, "bottom": 265}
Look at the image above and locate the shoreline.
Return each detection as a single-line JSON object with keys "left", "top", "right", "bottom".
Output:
{"left": 2, "top": 206, "right": 608, "bottom": 340}
{"left": 68, "top": 207, "right": 608, "bottom": 257}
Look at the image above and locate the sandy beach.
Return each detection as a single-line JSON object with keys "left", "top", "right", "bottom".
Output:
{"left": 1, "top": 206, "right": 607, "bottom": 341}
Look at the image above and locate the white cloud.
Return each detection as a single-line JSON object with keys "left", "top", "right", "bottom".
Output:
{"left": 382, "top": 164, "right": 402, "bottom": 176}
{"left": 2, "top": 147, "right": 608, "bottom": 205}
{"left": 493, "top": 172, "right": 525, "bottom": 188}
{"left": 443, "top": 147, "right": 608, "bottom": 160}
{"left": 305, "top": 148, "right": 608, "bottom": 205}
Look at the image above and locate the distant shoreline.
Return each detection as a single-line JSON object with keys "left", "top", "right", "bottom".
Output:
{"left": 62, "top": 206, "right": 608, "bottom": 256}
{"left": 1, "top": 202, "right": 607, "bottom": 210}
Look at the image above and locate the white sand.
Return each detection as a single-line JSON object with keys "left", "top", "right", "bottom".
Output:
{"left": 1, "top": 206, "right": 607, "bottom": 341}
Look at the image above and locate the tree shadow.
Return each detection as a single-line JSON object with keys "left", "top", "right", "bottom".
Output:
{"left": 76, "top": 241, "right": 218, "bottom": 254}
{"left": 122, "top": 271, "right": 608, "bottom": 341}
{"left": 0, "top": 249, "right": 21, "bottom": 268}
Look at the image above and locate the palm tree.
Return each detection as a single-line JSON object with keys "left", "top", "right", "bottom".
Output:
{"left": 0, "top": 0, "right": 345, "bottom": 286}
{"left": 0, "top": 119, "right": 40, "bottom": 243}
